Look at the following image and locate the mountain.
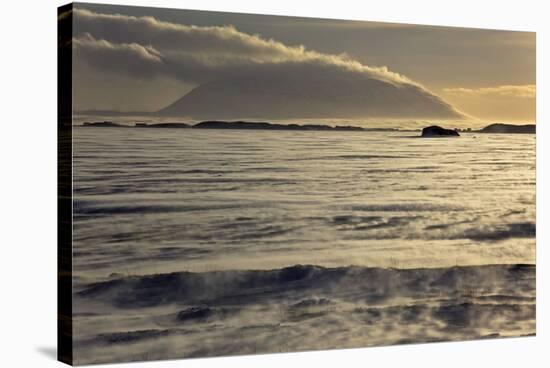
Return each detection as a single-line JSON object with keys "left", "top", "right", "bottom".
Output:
{"left": 157, "top": 74, "right": 464, "bottom": 120}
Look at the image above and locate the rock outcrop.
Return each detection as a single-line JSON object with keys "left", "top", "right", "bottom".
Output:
{"left": 134, "top": 123, "right": 190, "bottom": 128}
{"left": 82, "top": 121, "right": 121, "bottom": 127}
{"left": 193, "top": 121, "right": 365, "bottom": 131}
{"left": 478, "top": 123, "right": 535, "bottom": 134}
{"left": 421, "top": 125, "right": 460, "bottom": 137}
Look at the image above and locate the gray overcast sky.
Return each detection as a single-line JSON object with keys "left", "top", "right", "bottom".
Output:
{"left": 73, "top": 2, "right": 535, "bottom": 123}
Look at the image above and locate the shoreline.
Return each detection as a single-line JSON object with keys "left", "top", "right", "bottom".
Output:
{"left": 76, "top": 120, "right": 536, "bottom": 134}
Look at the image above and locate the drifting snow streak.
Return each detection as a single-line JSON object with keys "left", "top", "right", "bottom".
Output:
{"left": 73, "top": 264, "right": 535, "bottom": 364}
{"left": 71, "top": 128, "right": 535, "bottom": 364}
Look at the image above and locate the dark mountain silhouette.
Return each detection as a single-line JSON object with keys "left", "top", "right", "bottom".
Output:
{"left": 157, "top": 74, "right": 464, "bottom": 120}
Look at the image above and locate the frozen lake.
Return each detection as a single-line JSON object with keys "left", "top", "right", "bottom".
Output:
{"left": 71, "top": 127, "right": 536, "bottom": 364}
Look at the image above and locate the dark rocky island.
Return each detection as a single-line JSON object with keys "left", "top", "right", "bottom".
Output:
{"left": 421, "top": 125, "right": 460, "bottom": 137}
{"left": 193, "top": 120, "right": 365, "bottom": 131}
{"left": 476, "top": 123, "right": 535, "bottom": 134}
{"left": 80, "top": 121, "right": 534, "bottom": 135}
{"left": 81, "top": 120, "right": 369, "bottom": 131}
{"left": 135, "top": 122, "right": 190, "bottom": 128}
{"left": 82, "top": 121, "right": 122, "bottom": 127}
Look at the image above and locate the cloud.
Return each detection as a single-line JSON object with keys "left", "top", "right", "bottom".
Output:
{"left": 72, "top": 8, "right": 416, "bottom": 85}
{"left": 70, "top": 8, "right": 463, "bottom": 119}
{"left": 74, "top": 33, "right": 163, "bottom": 78}
{"left": 443, "top": 85, "right": 535, "bottom": 98}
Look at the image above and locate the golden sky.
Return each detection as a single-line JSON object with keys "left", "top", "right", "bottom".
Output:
{"left": 72, "top": 4, "right": 536, "bottom": 124}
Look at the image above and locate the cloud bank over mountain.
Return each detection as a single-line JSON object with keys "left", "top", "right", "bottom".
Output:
{"left": 71, "top": 8, "right": 464, "bottom": 120}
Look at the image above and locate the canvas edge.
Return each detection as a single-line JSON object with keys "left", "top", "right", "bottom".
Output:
{"left": 58, "top": 2, "right": 74, "bottom": 366}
